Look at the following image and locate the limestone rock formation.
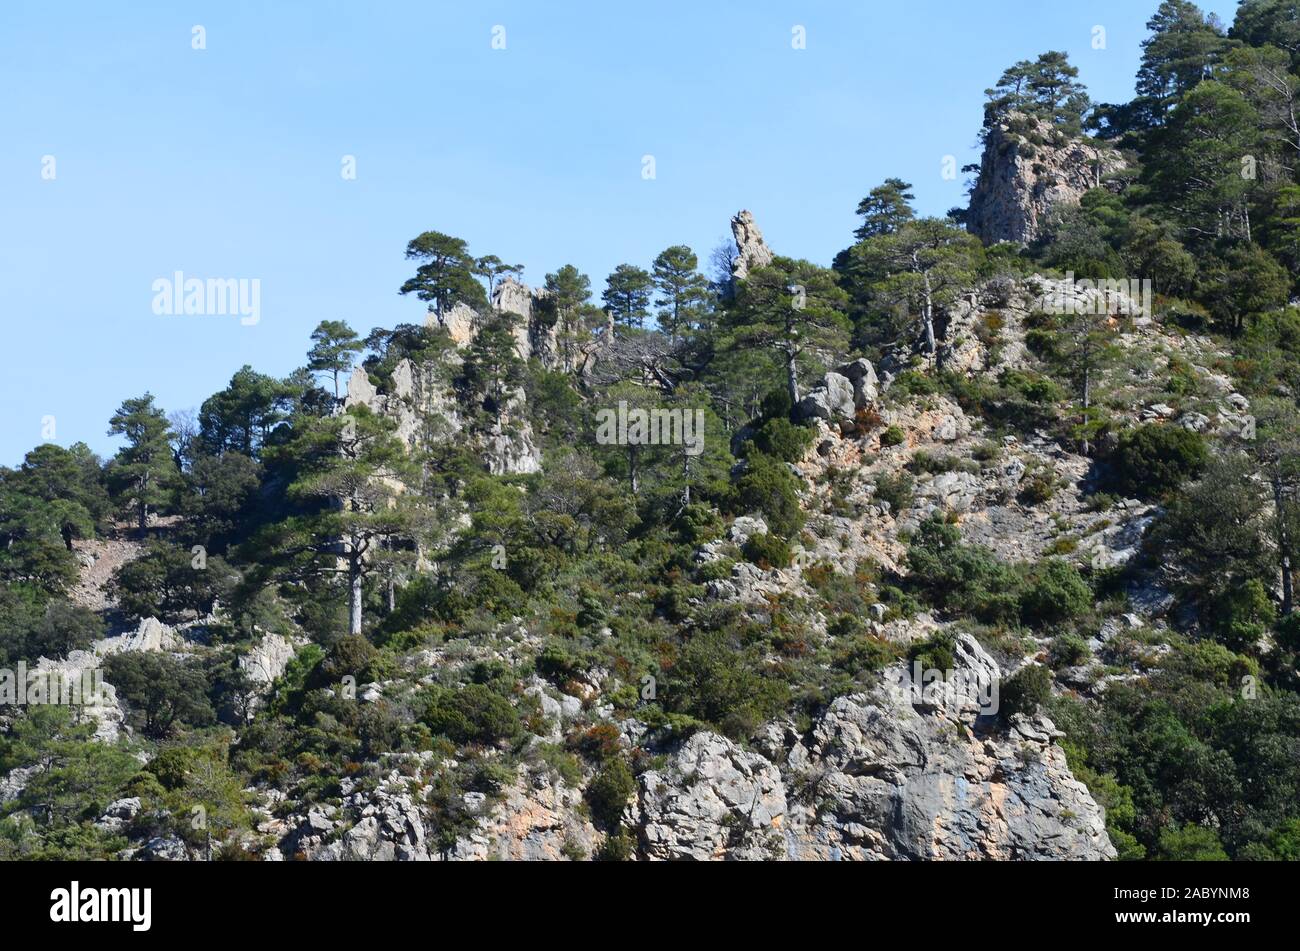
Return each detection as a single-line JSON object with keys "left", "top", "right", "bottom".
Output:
{"left": 796, "top": 358, "right": 880, "bottom": 425}
{"left": 626, "top": 636, "right": 1113, "bottom": 861}
{"left": 966, "top": 113, "right": 1126, "bottom": 246}
{"left": 635, "top": 731, "right": 787, "bottom": 860}
{"left": 490, "top": 276, "right": 564, "bottom": 368}
{"left": 288, "top": 753, "right": 597, "bottom": 862}
{"left": 781, "top": 634, "right": 1115, "bottom": 860}
{"left": 343, "top": 360, "right": 541, "bottom": 475}
{"left": 29, "top": 615, "right": 184, "bottom": 743}
{"left": 730, "top": 209, "right": 773, "bottom": 285}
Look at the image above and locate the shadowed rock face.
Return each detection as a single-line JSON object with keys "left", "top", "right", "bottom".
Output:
{"left": 966, "top": 113, "right": 1126, "bottom": 246}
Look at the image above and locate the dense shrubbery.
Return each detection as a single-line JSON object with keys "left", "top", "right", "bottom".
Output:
{"left": 732, "top": 452, "right": 804, "bottom": 538}
{"left": 1109, "top": 424, "right": 1208, "bottom": 500}
{"left": 999, "top": 664, "right": 1052, "bottom": 720}
{"left": 742, "top": 533, "right": 792, "bottom": 569}
{"left": 422, "top": 684, "right": 522, "bottom": 746}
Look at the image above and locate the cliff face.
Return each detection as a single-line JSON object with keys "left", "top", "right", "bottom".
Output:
{"left": 966, "top": 114, "right": 1126, "bottom": 246}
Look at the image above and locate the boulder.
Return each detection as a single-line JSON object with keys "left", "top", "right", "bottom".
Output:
{"left": 837, "top": 358, "right": 879, "bottom": 407}
{"left": 797, "top": 372, "right": 856, "bottom": 422}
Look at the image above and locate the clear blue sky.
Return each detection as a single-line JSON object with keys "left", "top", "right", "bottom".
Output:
{"left": 0, "top": 0, "right": 1240, "bottom": 465}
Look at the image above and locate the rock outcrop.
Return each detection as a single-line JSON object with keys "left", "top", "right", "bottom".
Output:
{"left": 626, "top": 636, "right": 1113, "bottom": 861}
{"left": 966, "top": 113, "right": 1126, "bottom": 246}
{"left": 730, "top": 209, "right": 773, "bottom": 286}
{"left": 796, "top": 358, "right": 880, "bottom": 426}
{"left": 344, "top": 359, "right": 541, "bottom": 475}
{"left": 636, "top": 731, "right": 787, "bottom": 860}
{"left": 782, "top": 635, "right": 1114, "bottom": 860}
{"left": 286, "top": 753, "right": 597, "bottom": 862}
{"left": 28, "top": 615, "right": 185, "bottom": 743}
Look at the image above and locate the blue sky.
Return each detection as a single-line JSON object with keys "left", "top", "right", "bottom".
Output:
{"left": 0, "top": 0, "right": 1240, "bottom": 465}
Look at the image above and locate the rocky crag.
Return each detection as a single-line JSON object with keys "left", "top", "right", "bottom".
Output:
{"left": 966, "top": 113, "right": 1127, "bottom": 246}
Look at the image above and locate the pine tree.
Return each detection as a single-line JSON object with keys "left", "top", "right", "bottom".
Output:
{"left": 723, "top": 257, "right": 850, "bottom": 407}
{"left": 651, "top": 246, "right": 711, "bottom": 341}
{"left": 602, "top": 264, "right": 654, "bottom": 329}
{"left": 985, "top": 51, "right": 1091, "bottom": 135}
{"left": 307, "top": 319, "right": 364, "bottom": 399}
{"left": 107, "top": 393, "right": 178, "bottom": 533}
{"left": 461, "top": 312, "right": 526, "bottom": 425}
{"left": 541, "top": 264, "right": 593, "bottom": 371}
{"left": 1137, "top": 1, "right": 1227, "bottom": 122}
{"left": 399, "top": 231, "right": 487, "bottom": 324}
{"left": 847, "top": 218, "right": 983, "bottom": 360}
{"left": 474, "top": 255, "right": 524, "bottom": 301}
{"left": 259, "top": 406, "right": 420, "bottom": 635}
{"left": 853, "top": 179, "right": 916, "bottom": 240}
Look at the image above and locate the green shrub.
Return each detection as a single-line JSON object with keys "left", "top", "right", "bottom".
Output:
{"left": 1017, "top": 471, "right": 1057, "bottom": 505}
{"left": 872, "top": 472, "right": 914, "bottom": 513}
{"left": 1209, "top": 578, "right": 1275, "bottom": 652}
{"left": 1156, "top": 824, "right": 1229, "bottom": 861}
{"left": 879, "top": 425, "right": 906, "bottom": 447}
{"left": 695, "top": 557, "right": 737, "bottom": 583}
{"left": 742, "top": 533, "right": 792, "bottom": 569}
{"left": 585, "top": 757, "right": 635, "bottom": 832}
{"left": 1049, "top": 632, "right": 1091, "bottom": 668}
{"left": 733, "top": 452, "right": 804, "bottom": 538}
{"left": 595, "top": 829, "right": 635, "bottom": 861}
{"left": 905, "top": 517, "right": 1020, "bottom": 623}
{"left": 749, "top": 417, "right": 814, "bottom": 464}
{"left": 1000, "top": 369, "right": 1065, "bottom": 404}
{"left": 999, "top": 664, "right": 1052, "bottom": 719}
{"left": 1019, "top": 560, "right": 1091, "bottom": 626}
{"left": 674, "top": 503, "right": 724, "bottom": 546}
{"left": 664, "top": 628, "right": 790, "bottom": 740}
{"left": 423, "top": 684, "right": 521, "bottom": 746}
{"left": 1110, "top": 424, "right": 1208, "bottom": 500}
{"left": 909, "top": 631, "right": 959, "bottom": 673}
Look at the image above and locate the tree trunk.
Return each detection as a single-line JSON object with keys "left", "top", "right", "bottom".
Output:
{"left": 1273, "top": 474, "right": 1294, "bottom": 616}
{"left": 349, "top": 556, "right": 364, "bottom": 635}
{"left": 786, "top": 349, "right": 800, "bottom": 409}
{"left": 923, "top": 272, "right": 936, "bottom": 357}
{"left": 1081, "top": 365, "right": 1091, "bottom": 456}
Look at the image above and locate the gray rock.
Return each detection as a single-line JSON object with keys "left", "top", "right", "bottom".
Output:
{"left": 967, "top": 112, "right": 1127, "bottom": 246}
{"left": 728, "top": 515, "right": 769, "bottom": 545}
{"left": 837, "top": 358, "right": 879, "bottom": 407}
{"left": 138, "top": 835, "right": 191, "bottom": 862}
{"left": 783, "top": 633, "right": 1115, "bottom": 860}
{"left": 239, "top": 633, "right": 296, "bottom": 689}
{"left": 94, "top": 796, "right": 141, "bottom": 834}
{"left": 797, "top": 372, "right": 856, "bottom": 422}
{"left": 730, "top": 210, "right": 773, "bottom": 285}
{"left": 636, "top": 731, "right": 787, "bottom": 861}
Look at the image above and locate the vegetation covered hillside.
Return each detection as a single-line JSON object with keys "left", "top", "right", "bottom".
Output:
{"left": 3, "top": 0, "right": 1300, "bottom": 862}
